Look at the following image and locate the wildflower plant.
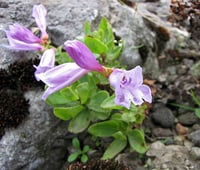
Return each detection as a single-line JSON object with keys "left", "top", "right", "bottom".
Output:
{"left": 3, "top": 4, "right": 152, "bottom": 160}
{"left": 68, "top": 137, "right": 91, "bottom": 163}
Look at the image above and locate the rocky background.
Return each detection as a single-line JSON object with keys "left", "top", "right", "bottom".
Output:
{"left": 0, "top": 0, "right": 200, "bottom": 170}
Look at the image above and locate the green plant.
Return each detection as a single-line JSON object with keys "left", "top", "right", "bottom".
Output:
{"left": 45, "top": 17, "right": 150, "bottom": 159}
{"left": 4, "top": 4, "right": 152, "bottom": 161}
{"left": 172, "top": 90, "right": 200, "bottom": 119}
{"left": 68, "top": 137, "right": 91, "bottom": 163}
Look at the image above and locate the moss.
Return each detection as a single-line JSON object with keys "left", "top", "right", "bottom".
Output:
{"left": 8, "top": 58, "right": 44, "bottom": 91}
{"left": 66, "top": 159, "right": 130, "bottom": 170}
{"left": 0, "top": 69, "right": 16, "bottom": 90}
{"left": 0, "top": 58, "right": 44, "bottom": 139}
{"left": 0, "top": 89, "right": 29, "bottom": 139}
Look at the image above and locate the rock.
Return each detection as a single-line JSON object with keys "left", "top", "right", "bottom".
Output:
{"left": 187, "top": 130, "right": 200, "bottom": 147}
{"left": 151, "top": 103, "right": 175, "bottom": 128}
{"left": 190, "top": 147, "right": 200, "bottom": 160}
{"left": 175, "top": 123, "right": 188, "bottom": 135}
{"left": 174, "top": 135, "right": 185, "bottom": 146}
{"left": 152, "top": 127, "right": 173, "bottom": 137}
{"left": 177, "top": 112, "right": 198, "bottom": 126}
{"left": 115, "top": 152, "right": 147, "bottom": 170}
{"left": 0, "top": 90, "right": 69, "bottom": 170}
{"left": 147, "top": 141, "right": 198, "bottom": 170}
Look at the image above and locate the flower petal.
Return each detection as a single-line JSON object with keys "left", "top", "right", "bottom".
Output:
{"left": 4, "top": 38, "right": 43, "bottom": 51}
{"left": 34, "top": 48, "right": 55, "bottom": 81}
{"left": 64, "top": 40, "right": 104, "bottom": 72}
{"left": 32, "top": 4, "right": 47, "bottom": 37}
{"left": 4, "top": 23, "right": 43, "bottom": 51}
{"left": 39, "top": 63, "right": 89, "bottom": 99}
{"left": 114, "top": 87, "right": 132, "bottom": 109}
{"left": 109, "top": 69, "right": 124, "bottom": 88}
{"left": 6, "top": 23, "right": 41, "bottom": 43}
{"left": 127, "top": 66, "right": 143, "bottom": 86}
{"left": 138, "top": 85, "right": 152, "bottom": 103}
{"left": 109, "top": 66, "right": 152, "bottom": 109}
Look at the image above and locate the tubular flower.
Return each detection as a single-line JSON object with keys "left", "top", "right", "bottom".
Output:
{"left": 34, "top": 48, "right": 55, "bottom": 81}
{"left": 4, "top": 23, "right": 43, "bottom": 51}
{"left": 64, "top": 40, "right": 104, "bottom": 72}
{"left": 38, "top": 63, "right": 89, "bottom": 100}
{"left": 32, "top": 4, "right": 48, "bottom": 40}
{"left": 109, "top": 66, "right": 152, "bottom": 109}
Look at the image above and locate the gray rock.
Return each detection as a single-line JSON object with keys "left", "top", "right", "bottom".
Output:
{"left": 115, "top": 152, "right": 147, "bottom": 170}
{"left": 190, "top": 147, "right": 200, "bottom": 160}
{"left": 0, "top": 0, "right": 198, "bottom": 170}
{"left": 151, "top": 104, "right": 175, "bottom": 128}
{"left": 187, "top": 130, "right": 200, "bottom": 147}
{"left": 178, "top": 112, "right": 198, "bottom": 126}
{"left": 152, "top": 127, "right": 173, "bottom": 137}
{"left": 0, "top": 90, "right": 69, "bottom": 170}
{"left": 147, "top": 141, "right": 198, "bottom": 170}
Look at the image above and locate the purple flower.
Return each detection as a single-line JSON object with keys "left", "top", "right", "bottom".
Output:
{"left": 38, "top": 63, "right": 89, "bottom": 100}
{"left": 34, "top": 48, "right": 55, "bottom": 81}
{"left": 64, "top": 40, "right": 104, "bottom": 72}
{"left": 4, "top": 23, "right": 43, "bottom": 51}
{"left": 109, "top": 66, "right": 152, "bottom": 109}
{"left": 32, "top": 4, "right": 48, "bottom": 38}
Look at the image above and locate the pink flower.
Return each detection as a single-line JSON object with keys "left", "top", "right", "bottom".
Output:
{"left": 38, "top": 63, "right": 89, "bottom": 100}
{"left": 64, "top": 40, "right": 104, "bottom": 72}
{"left": 4, "top": 4, "right": 48, "bottom": 51}
{"left": 4, "top": 23, "right": 43, "bottom": 51}
{"left": 34, "top": 48, "right": 55, "bottom": 81}
{"left": 32, "top": 4, "right": 48, "bottom": 39}
{"left": 109, "top": 66, "right": 152, "bottom": 109}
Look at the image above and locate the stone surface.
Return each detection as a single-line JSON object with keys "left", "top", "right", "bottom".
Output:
{"left": 0, "top": 90, "right": 69, "bottom": 170}
{"left": 151, "top": 103, "right": 175, "bottom": 128}
{"left": 115, "top": 152, "right": 147, "bottom": 170}
{"left": 0, "top": 0, "right": 199, "bottom": 170}
{"left": 187, "top": 130, "right": 200, "bottom": 147}
{"left": 178, "top": 112, "right": 198, "bottom": 126}
{"left": 147, "top": 141, "right": 200, "bottom": 170}
{"left": 190, "top": 147, "right": 200, "bottom": 160}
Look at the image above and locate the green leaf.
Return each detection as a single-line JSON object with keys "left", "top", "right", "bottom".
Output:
{"left": 127, "top": 129, "right": 148, "bottom": 154}
{"left": 102, "top": 137, "right": 127, "bottom": 160}
{"left": 81, "top": 154, "right": 88, "bottom": 163}
{"left": 72, "top": 137, "right": 81, "bottom": 150}
{"left": 76, "top": 82, "right": 90, "bottom": 104}
{"left": 170, "top": 103, "right": 195, "bottom": 111}
{"left": 83, "top": 145, "right": 90, "bottom": 153}
{"left": 107, "top": 45, "right": 123, "bottom": 61}
{"left": 195, "top": 108, "right": 200, "bottom": 119}
{"left": 88, "top": 91, "right": 110, "bottom": 113}
{"left": 111, "top": 113, "right": 122, "bottom": 121}
{"left": 90, "top": 110, "right": 111, "bottom": 121}
{"left": 46, "top": 90, "right": 71, "bottom": 107}
{"left": 68, "top": 152, "right": 79, "bottom": 162}
{"left": 101, "top": 95, "right": 123, "bottom": 110}
{"left": 98, "top": 17, "right": 114, "bottom": 44}
{"left": 191, "top": 90, "right": 200, "bottom": 107}
{"left": 53, "top": 105, "right": 84, "bottom": 120}
{"left": 68, "top": 110, "right": 90, "bottom": 133}
{"left": 60, "top": 86, "right": 79, "bottom": 101}
{"left": 55, "top": 46, "right": 72, "bottom": 64}
{"left": 88, "top": 120, "right": 123, "bottom": 137}
{"left": 112, "top": 131, "right": 127, "bottom": 141}
{"left": 84, "top": 20, "right": 91, "bottom": 35}
{"left": 84, "top": 36, "right": 108, "bottom": 54}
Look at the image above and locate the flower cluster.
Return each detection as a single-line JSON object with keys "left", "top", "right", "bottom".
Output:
{"left": 3, "top": 4, "right": 152, "bottom": 109}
